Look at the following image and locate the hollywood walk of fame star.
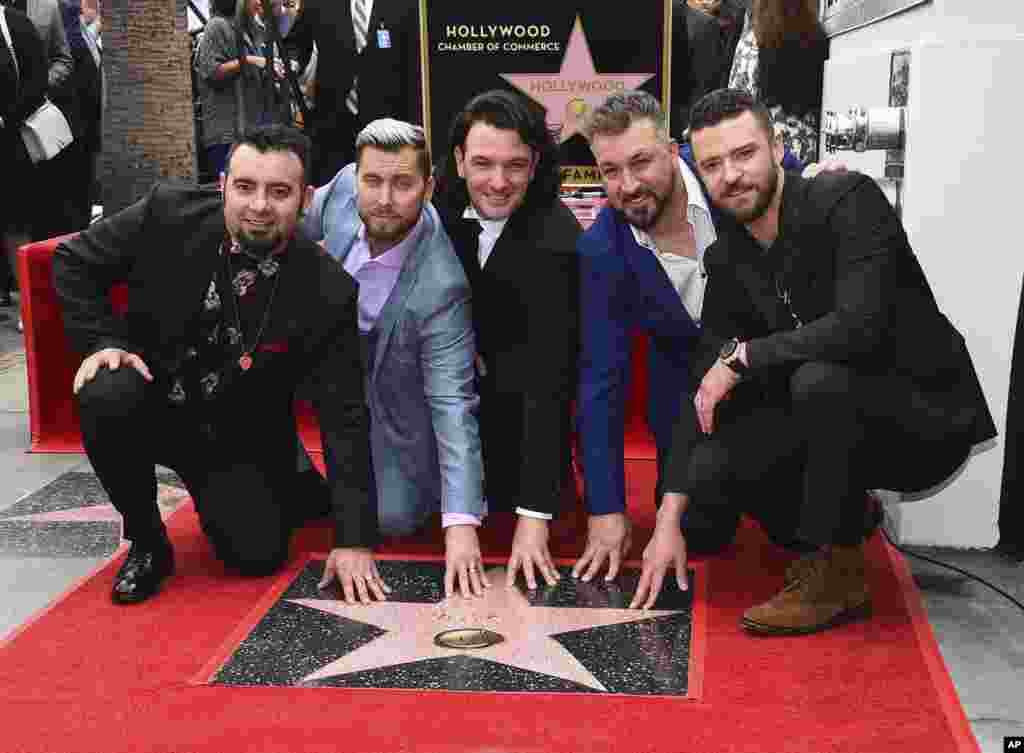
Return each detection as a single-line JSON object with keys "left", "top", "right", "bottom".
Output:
{"left": 3, "top": 483, "right": 190, "bottom": 525}
{"left": 501, "top": 16, "right": 655, "bottom": 142}
{"left": 289, "top": 568, "right": 680, "bottom": 691}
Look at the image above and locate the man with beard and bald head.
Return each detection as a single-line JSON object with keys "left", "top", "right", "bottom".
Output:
{"left": 302, "top": 118, "right": 486, "bottom": 603}
{"left": 629, "top": 89, "right": 995, "bottom": 635}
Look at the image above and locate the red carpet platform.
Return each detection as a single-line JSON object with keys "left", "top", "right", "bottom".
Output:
{"left": 0, "top": 460, "right": 980, "bottom": 753}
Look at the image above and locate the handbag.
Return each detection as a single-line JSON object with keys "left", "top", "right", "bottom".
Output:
{"left": 0, "top": 8, "right": 74, "bottom": 163}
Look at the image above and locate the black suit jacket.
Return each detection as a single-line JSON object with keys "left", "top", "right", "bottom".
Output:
{"left": 442, "top": 198, "right": 581, "bottom": 516}
{"left": 696, "top": 171, "right": 997, "bottom": 445}
{"left": 0, "top": 7, "right": 47, "bottom": 132}
{"left": 53, "top": 183, "right": 376, "bottom": 548}
{"left": 67, "top": 39, "right": 102, "bottom": 153}
{"left": 287, "top": 0, "right": 421, "bottom": 140}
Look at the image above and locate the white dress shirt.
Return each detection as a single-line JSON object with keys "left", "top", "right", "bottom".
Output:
{"left": 629, "top": 157, "right": 717, "bottom": 323}
{"left": 462, "top": 206, "right": 509, "bottom": 268}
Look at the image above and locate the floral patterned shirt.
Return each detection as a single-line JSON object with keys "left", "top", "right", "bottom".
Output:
{"left": 164, "top": 240, "right": 284, "bottom": 434}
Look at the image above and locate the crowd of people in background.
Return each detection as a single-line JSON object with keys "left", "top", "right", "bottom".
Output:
{"left": 1, "top": 0, "right": 103, "bottom": 327}
{"left": 1, "top": 0, "right": 830, "bottom": 318}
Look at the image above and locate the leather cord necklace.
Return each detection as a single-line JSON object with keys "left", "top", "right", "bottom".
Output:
{"left": 223, "top": 249, "right": 284, "bottom": 372}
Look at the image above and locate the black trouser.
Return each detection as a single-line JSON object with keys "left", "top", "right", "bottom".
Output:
{"left": 77, "top": 366, "right": 329, "bottom": 575}
{"left": 32, "top": 146, "right": 89, "bottom": 241}
{"left": 664, "top": 361, "right": 973, "bottom": 553}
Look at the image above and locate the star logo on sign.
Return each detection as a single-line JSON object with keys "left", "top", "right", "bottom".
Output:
{"left": 291, "top": 568, "right": 679, "bottom": 691}
{"left": 501, "top": 16, "right": 655, "bottom": 142}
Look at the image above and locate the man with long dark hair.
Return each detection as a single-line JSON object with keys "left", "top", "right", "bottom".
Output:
{"left": 434, "top": 89, "right": 581, "bottom": 590}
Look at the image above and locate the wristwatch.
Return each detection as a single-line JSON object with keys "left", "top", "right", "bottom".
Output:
{"left": 719, "top": 338, "right": 748, "bottom": 376}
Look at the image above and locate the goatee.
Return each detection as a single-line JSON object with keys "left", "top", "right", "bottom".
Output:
{"left": 237, "top": 231, "right": 279, "bottom": 259}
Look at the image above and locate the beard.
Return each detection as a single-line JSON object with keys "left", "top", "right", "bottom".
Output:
{"left": 720, "top": 172, "right": 779, "bottom": 224}
{"left": 620, "top": 187, "right": 671, "bottom": 231}
{"left": 236, "top": 227, "right": 281, "bottom": 258}
{"left": 360, "top": 209, "right": 419, "bottom": 249}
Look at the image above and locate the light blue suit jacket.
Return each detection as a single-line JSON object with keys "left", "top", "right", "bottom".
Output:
{"left": 302, "top": 165, "right": 485, "bottom": 529}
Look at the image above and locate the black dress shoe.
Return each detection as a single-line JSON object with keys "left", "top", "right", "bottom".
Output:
{"left": 111, "top": 534, "right": 175, "bottom": 604}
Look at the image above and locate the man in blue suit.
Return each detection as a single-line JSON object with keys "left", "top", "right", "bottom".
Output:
{"left": 573, "top": 90, "right": 719, "bottom": 583}
{"left": 302, "top": 119, "right": 487, "bottom": 602}
{"left": 572, "top": 89, "right": 848, "bottom": 590}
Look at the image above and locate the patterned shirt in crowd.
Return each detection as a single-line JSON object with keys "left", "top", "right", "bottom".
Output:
{"left": 728, "top": 12, "right": 821, "bottom": 164}
{"left": 163, "top": 239, "right": 284, "bottom": 437}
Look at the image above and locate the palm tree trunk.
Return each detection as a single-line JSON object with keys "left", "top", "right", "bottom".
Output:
{"left": 101, "top": 0, "right": 197, "bottom": 214}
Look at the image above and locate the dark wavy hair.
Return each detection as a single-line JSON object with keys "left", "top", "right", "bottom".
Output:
{"left": 226, "top": 124, "right": 313, "bottom": 186}
{"left": 689, "top": 88, "right": 775, "bottom": 141}
{"left": 435, "top": 89, "right": 561, "bottom": 214}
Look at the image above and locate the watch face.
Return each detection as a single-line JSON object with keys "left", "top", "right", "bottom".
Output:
{"left": 720, "top": 339, "right": 738, "bottom": 360}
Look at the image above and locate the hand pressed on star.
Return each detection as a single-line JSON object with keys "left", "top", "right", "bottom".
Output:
{"left": 507, "top": 516, "right": 560, "bottom": 590}
{"left": 319, "top": 547, "right": 392, "bottom": 605}
{"left": 572, "top": 512, "right": 632, "bottom": 583}
{"left": 630, "top": 493, "right": 689, "bottom": 610}
{"left": 444, "top": 524, "right": 489, "bottom": 599}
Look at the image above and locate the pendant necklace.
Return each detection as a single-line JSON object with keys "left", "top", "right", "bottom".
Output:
{"left": 224, "top": 250, "right": 284, "bottom": 372}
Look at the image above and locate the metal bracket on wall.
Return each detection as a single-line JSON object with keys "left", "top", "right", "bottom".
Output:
{"left": 820, "top": 0, "right": 932, "bottom": 38}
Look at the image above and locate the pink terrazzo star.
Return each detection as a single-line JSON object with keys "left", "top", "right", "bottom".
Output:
{"left": 5, "top": 484, "right": 190, "bottom": 524}
{"left": 291, "top": 567, "right": 679, "bottom": 691}
{"left": 501, "top": 16, "right": 655, "bottom": 142}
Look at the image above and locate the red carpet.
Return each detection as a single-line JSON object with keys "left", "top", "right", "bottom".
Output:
{"left": 0, "top": 461, "right": 979, "bottom": 753}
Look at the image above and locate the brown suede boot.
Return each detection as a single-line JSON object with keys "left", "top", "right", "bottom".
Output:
{"left": 783, "top": 551, "right": 824, "bottom": 587}
{"left": 742, "top": 544, "right": 872, "bottom": 635}
{"left": 782, "top": 496, "right": 884, "bottom": 587}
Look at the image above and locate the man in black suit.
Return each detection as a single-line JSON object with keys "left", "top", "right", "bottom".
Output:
{"left": 54, "top": 125, "right": 380, "bottom": 606}
{"left": 629, "top": 89, "right": 996, "bottom": 634}
{"left": 286, "top": 0, "right": 422, "bottom": 185}
{"left": 435, "top": 90, "right": 581, "bottom": 590}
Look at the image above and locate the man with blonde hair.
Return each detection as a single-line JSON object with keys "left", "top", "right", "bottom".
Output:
{"left": 303, "top": 118, "right": 487, "bottom": 603}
